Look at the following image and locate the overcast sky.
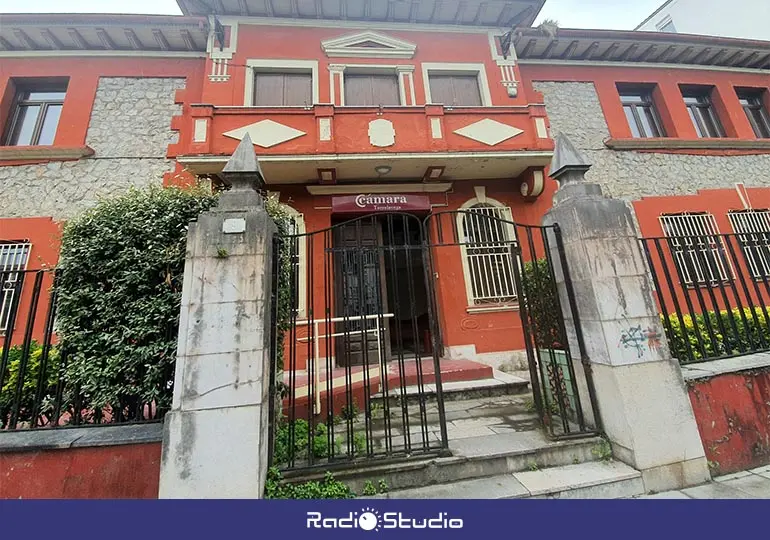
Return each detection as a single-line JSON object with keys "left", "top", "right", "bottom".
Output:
{"left": 0, "top": 0, "right": 665, "bottom": 30}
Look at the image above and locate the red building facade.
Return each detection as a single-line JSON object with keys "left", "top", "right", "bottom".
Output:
{"left": 1, "top": 2, "right": 770, "bottom": 373}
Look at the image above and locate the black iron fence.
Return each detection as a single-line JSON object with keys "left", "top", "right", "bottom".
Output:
{"left": 269, "top": 211, "right": 597, "bottom": 473}
{"left": 0, "top": 269, "right": 165, "bottom": 430}
{"left": 641, "top": 233, "right": 770, "bottom": 364}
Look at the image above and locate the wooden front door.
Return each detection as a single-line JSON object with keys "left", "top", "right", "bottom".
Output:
{"left": 334, "top": 219, "right": 391, "bottom": 366}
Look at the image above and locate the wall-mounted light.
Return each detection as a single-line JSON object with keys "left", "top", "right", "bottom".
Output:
{"left": 423, "top": 166, "right": 445, "bottom": 182}
{"left": 375, "top": 165, "right": 392, "bottom": 176}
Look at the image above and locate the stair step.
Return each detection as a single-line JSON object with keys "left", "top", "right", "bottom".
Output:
{"left": 373, "top": 371, "right": 530, "bottom": 404}
{"left": 370, "top": 461, "right": 643, "bottom": 500}
{"left": 284, "top": 429, "right": 606, "bottom": 495}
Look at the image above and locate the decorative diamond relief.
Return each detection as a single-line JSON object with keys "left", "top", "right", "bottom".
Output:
{"left": 223, "top": 120, "right": 306, "bottom": 148}
{"left": 453, "top": 118, "right": 524, "bottom": 146}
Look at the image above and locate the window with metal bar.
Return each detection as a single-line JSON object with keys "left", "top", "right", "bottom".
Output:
{"left": 3, "top": 82, "right": 67, "bottom": 146}
{"left": 460, "top": 203, "right": 517, "bottom": 305}
{"left": 660, "top": 213, "right": 732, "bottom": 286}
{"left": 681, "top": 88, "right": 725, "bottom": 138}
{"left": 728, "top": 209, "right": 770, "bottom": 280}
{"left": 618, "top": 86, "right": 665, "bottom": 138}
{"left": 737, "top": 89, "right": 770, "bottom": 139}
{"left": 0, "top": 242, "right": 31, "bottom": 333}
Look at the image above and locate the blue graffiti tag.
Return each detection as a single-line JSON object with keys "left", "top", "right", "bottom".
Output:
{"left": 618, "top": 325, "right": 661, "bottom": 358}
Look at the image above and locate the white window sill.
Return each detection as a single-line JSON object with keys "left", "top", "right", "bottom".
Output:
{"left": 466, "top": 304, "right": 519, "bottom": 314}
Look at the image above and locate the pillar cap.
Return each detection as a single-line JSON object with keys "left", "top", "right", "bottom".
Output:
{"left": 549, "top": 134, "right": 592, "bottom": 181}
{"left": 220, "top": 134, "right": 265, "bottom": 191}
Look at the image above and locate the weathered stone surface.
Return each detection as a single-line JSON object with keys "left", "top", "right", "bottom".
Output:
{"left": 86, "top": 77, "right": 184, "bottom": 158}
{"left": 0, "top": 77, "right": 184, "bottom": 219}
{"left": 534, "top": 81, "right": 770, "bottom": 200}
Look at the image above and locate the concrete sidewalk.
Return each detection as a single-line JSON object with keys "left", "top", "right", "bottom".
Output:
{"left": 637, "top": 466, "right": 770, "bottom": 499}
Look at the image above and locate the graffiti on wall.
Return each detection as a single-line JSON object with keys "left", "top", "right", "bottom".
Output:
{"left": 618, "top": 325, "right": 662, "bottom": 358}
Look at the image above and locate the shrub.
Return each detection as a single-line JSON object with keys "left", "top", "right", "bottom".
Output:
{"left": 663, "top": 306, "right": 770, "bottom": 362}
{"left": 265, "top": 467, "right": 355, "bottom": 499}
{"left": 55, "top": 185, "right": 219, "bottom": 419}
{"left": 521, "top": 258, "right": 562, "bottom": 349}
{"left": 273, "top": 418, "right": 331, "bottom": 464}
{"left": 0, "top": 342, "right": 61, "bottom": 428}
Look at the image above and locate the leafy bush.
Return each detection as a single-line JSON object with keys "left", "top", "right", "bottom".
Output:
{"left": 274, "top": 418, "right": 331, "bottom": 464}
{"left": 521, "top": 259, "right": 562, "bottom": 349}
{"left": 664, "top": 306, "right": 770, "bottom": 362}
{"left": 55, "top": 185, "right": 219, "bottom": 419}
{"left": 265, "top": 467, "right": 355, "bottom": 499}
{"left": 0, "top": 342, "right": 61, "bottom": 428}
{"left": 264, "top": 194, "right": 295, "bottom": 372}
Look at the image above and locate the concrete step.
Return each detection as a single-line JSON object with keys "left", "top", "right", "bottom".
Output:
{"left": 284, "top": 428, "right": 606, "bottom": 495}
{"left": 370, "top": 461, "right": 644, "bottom": 499}
{"left": 372, "top": 370, "right": 530, "bottom": 405}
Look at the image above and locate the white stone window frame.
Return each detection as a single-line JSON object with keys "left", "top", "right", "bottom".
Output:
{"left": 335, "top": 64, "right": 415, "bottom": 107}
{"left": 243, "top": 59, "right": 320, "bottom": 107}
{"left": 457, "top": 195, "right": 518, "bottom": 308}
{"left": 283, "top": 205, "right": 308, "bottom": 318}
{"left": 0, "top": 241, "right": 31, "bottom": 334}
{"left": 422, "top": 62, "right": 494, "bottom": 107}
{"left": 728, "top": 209, "right": 770, "bottom": 280}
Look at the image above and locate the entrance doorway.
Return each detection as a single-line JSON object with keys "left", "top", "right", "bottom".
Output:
{"left": 332, "top": 213, "right": 431, "bottom": 367}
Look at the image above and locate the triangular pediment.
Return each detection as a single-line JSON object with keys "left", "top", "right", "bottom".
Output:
{"left": 321, "top": 31, "right": 417, "bottom": 58}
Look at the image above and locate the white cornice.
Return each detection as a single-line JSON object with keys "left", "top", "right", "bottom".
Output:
{"left": 215, "top": 15, "right": 502, "bottom": 34}
{"left": 321, "top": 31, "right": 417, "bottom": 59}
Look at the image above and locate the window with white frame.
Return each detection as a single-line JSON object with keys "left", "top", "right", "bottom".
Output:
{"left": 728, "top": 209, "right": 770, "bottom": 280}
{"left": 283, "top": 206, "right": 307, "bottom": 317}
{"left": 422, "top": 63, "right": 492, "bottom": 107}
{"left": 660, "top": 213, "right": 732, "bottom": 286}
{"left": 244, "top": 60, "right": 319, "bottom": 107}
{"left": 459, "top": 202, "right": 517, "bottom": 305}
{"left": 0, "top": 241, "right": 31, "bottom": 333}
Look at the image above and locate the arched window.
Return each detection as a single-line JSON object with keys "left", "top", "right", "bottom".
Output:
{"left": 457, "top": 199, "right": 517, "bottom": 306}
{"left": 283, "top": 205, "right": 307, "bottom": 318}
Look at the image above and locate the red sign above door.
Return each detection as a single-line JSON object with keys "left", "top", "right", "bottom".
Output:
{"left": 331, "top": 194, "right": 431, "bottom": 215}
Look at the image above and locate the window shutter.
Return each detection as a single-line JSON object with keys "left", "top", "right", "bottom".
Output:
{"left": 429, "top": 74, "right": 482, "bottom": 106}
{"left": 345, "top": 74, "right": 399, "bottom": 106}
{"left": 253, "top": 72, "right": 312, "bottom": 106}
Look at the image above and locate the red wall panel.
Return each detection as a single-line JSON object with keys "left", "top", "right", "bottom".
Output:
{"left": 0, "top": 443, "right": 160, "bottom": 499}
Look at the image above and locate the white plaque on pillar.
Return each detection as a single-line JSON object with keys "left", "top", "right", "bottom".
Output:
{"left": 223, "top": 218, "right": 246, "bottom": 234}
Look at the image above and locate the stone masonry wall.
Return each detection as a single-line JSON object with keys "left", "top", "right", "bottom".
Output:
{"left": 0, "top": 77, "right": 184, "bottom": 220}
{"left": 534, "top": 81, "right": 770, "bottom": 201}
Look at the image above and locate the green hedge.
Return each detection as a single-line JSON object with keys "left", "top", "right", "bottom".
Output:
{"left": 0, "top": 342, "right": 61, "bottom": 428}
{"left": 663, "top": 306, "right": 770, "bottom": 362}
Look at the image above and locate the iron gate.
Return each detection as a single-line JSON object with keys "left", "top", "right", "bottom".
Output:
{"left": 268, "top": 210, "right": 596, "bottom": 472}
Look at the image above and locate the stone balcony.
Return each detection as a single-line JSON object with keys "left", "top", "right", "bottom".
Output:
{"left": 177, "top": 103, "right": 554, "bottom": 186}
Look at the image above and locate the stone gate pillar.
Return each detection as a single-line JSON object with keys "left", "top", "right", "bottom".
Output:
{"left": 159, "top": 134, "right": 277, "bottom": 498}
{"left": 542, "top": 135, "right": 710, "bottom": 493}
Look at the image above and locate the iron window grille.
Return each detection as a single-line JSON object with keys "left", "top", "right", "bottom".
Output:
{"left": 0, "top": 242, "right": 31, "bottom": 333}
{"left": 728, "top": 209, "right": 770, "bottom": 280}
{"left": 460, "top": 204, "right": 517, "bottom": 305}
{"left": 618, "top": 87, "right": 665, "bottom": 138}
{"left": 4, "top": 83, "right": 67, "bottom": 146}
{"left": 660, "top": 213, "right": 733, "bottom": 286}
{"left": 682, "top": 89, "right": 725, "bottom": 138}
{"left": 737, "top": 90, "right": 770, "bottom": 139}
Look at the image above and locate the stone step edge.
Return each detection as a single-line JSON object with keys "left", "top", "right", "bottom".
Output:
{"left": 365, "top": 461, "right": 643, "bottom": 499}
{"left": 282, "top": 435, "right": 606, "bottom": 493}
{"left": 371, "top": 380, "right": 531, "bottom": 402}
